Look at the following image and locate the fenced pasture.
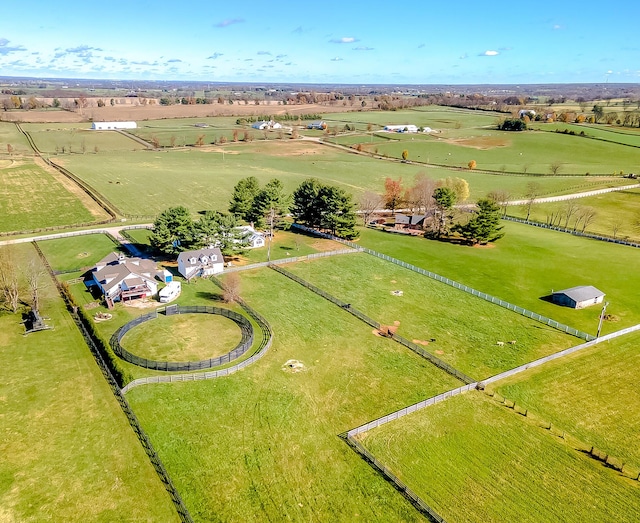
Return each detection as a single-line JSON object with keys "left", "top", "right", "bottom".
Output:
{"left": 0, "top": 159, "right": 96, "bottom": 233}
{"left": 0, "top": 243, "right": 178, "bottom": 522}
{"left": 507, "top": 188, "right": 640, "bottom": 242}
{"left": 530, "top": 121, "right": 640, "bottom": 148}
{"left": 357, "top": 223, "right": 640, "bottom": 334}
{"left": 494, "top": 331, "right": 640, "bottom": 471}
{"left": 0, "top": 121, "right": 32, "bottom": 155}
{"left": 339, "top": 126, "right": 640, "bottom": 175}
{"left": 36, "top": 232, "right": 120, "bottom": 272}
{"left": 21, "top": 123, "right": 147, "bottom": 154}
{"left": 358, "top": 391, "right": 640, "bottom": 523}
{"left": 125, "top": 267, "right": 459, "bottom": 521}
{"left": 284, "top": 254, "right": 576, "bottom": 380}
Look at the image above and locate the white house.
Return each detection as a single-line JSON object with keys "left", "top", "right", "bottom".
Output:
{"left": 251, "top": 120, "right": 282, "bottom": 130}
{"left": 89, "top": 252, "right": 160, "bottom": 308}
{"left": 552, "top": 286, "right": 605, "bottom": 309}
{"left": 518, "top": 109, "right": 536, "bottom": 119}
{"left": 235, "top": 225, "right": 265, "bottom": 248}
{"left": 91, "top": 121, "right": 137, "bottom": 130}
{"left": 383, "top": 124, "right": 419, "bottom": 133}
{"left": 177, "top": 247, "right": 224, "bottom": 280}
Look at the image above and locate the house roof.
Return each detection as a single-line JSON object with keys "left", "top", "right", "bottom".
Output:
{"left": 92, "top": 253, "right": 159, "bottom": 293}
{"left": 177, "top": 247, "right": 224, "bottom": 266}
{"left": 395, "top": 214, "right": 426, "bottom": 225}
{"left": 553, "top": 286, "right": 604, "bottom": 302}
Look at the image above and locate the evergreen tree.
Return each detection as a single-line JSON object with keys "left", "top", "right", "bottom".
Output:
{"left": 247, "top": 179, "right": 290, "bottom": 229}
{"left": 229, "top": 176, "right": 260, "bottom": 221}
{"left": 195, "top": 211, "right": 248, "bottom": 256}
{"left": 150, "top": 206, "right": 195, "bottom": 254}
{"left": 292, "top": 178, "right": 322, "bottom": 228}
{"left": 453, "top": 198, "right": 504, "bottom": 244}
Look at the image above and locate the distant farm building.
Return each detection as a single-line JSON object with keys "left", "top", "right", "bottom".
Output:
{"left": 235, "top": 225, "right": 265, "bottom": 248}
{"left": 177, "top": 247, "right": 224, "bottom": 280}
{"left": 307, "top": 121, "right": 327, "bottom": 130}
{"left": 552, "top": 286, "right": 605, "bottom": 309}
{"left": 91, "top": 121, "right": 137, "bottom": 130}
{"left": 383, "top": 124, "right": 419, "bottom": 133}
{"left": 251, "top": 120, "right": 282, "bottom": 130}
{"left": 394, "top": 214, "right": 427, "bottom": 230}
{"left": 518, "top": 109, "right": 536, "bottom": 119}
{"left": 88, "top": 252, "right": 160, "bottom": 308}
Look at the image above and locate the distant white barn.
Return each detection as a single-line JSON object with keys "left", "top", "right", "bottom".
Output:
{"left": 91, "top": 121, "right": 137, "bottom": 130}
{"left": 251, "top": 120, "right": 282, "bottom": 130}
{"left": 383, "top": 124, "right": 419, "bottom": 133}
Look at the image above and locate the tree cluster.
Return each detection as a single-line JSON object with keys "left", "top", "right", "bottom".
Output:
{"left": 150, "top": 206, "right": 248, "bottom": 257}
{"left": 229, "top": 177, "right": 290, "bottom": 229}
{"left": 498, "top": 118, "right": 527, "bottom": 131}
{"left": 291, "top": 179, "right": 358, "bottom": 239}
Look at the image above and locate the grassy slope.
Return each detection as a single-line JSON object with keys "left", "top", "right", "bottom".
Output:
{"left": 127, "top": 268, "right": 459, "bottom": 521}
{"left": 285, "top": 254, "right": 575, "bottom": 380}
{"left": 359, "top": 392, "right": 640, "bottom": 523}
{"left": 0, "top": 245, "right": 177, "bottom": 522}
{"left": 494, "top": 331, "right": 640, "bottom": 469}
{"left": 0, "top": 160, "right": 95, "bottom": 233}
{"left": 356, "top": 223, "right": 640, "bottom": 334}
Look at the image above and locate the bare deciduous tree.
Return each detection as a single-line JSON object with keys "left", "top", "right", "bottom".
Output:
{"left": 222, "top": 273, "right": 241, "bottom": 303}
{"left": 486, "top": 189, "right": 511, "bottom": 217}
{"left": 562, "top": 200, "right": 580, "bottom": 229}
{"left": 358, "top": 190, "right": 384, "bottom": 225}
{"left": 0, "top": 247, "right": 20, "bottom": 313}
{"left": 24, "top": 257, "right": 46, "bottom": 313}
{"left": 574, "top": 207, "right": 597, "bottom": 233}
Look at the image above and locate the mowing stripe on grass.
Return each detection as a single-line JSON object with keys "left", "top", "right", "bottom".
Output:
{"left": 291, "top": 223, "right": 594, "bottom": 341}
{"left": 269, "top": 263, "right": 475, "bottom": 384}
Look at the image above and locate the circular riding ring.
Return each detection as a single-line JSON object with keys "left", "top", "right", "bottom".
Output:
{"left": 110, "top": 305, "right": 254, "bottom": 372}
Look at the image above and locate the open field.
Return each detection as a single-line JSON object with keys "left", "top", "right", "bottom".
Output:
{"left": 126, "top": 267, "right": 460, "bottom": 521}
{"left": 285, "top": 253, "right": 576, "bottom": 379}
{"left": 494, "top": 331, "right": 640, "bottom": 470}
{"left": 0, "top": 121, "right": 33, "bottom": 156}
{"left": 0, "top": 158, "right": 98, "bottom": 233}
{"left": 121, "top": 313, "right": 243, "bottom": 362}
{"left": 507, "top": 188, "right": 640, "bottom": 242}
{"left": 0, "top": 244, "right": 178, "bottom": 522}
{"left": 529, "top": 121, "right": 640, "bottom": 148}
{"left": 358, "top": 391, "right": 640, "bottom": 522}
{"left": 36, "top": 233, "right": 120, "bottom": 272}
{"left": 356, "top": 222, "right": 640, "bottom": 334}
{"left": 55, "top": 139, "right": 628, "bottom": 218}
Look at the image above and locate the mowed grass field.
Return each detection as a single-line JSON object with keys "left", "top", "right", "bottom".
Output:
{"left": 494, "top": 331, "right": 640, "bottom": 471}
{"left": 121, "top": 313, "right": 243, "bottom": 362}
{"left": 36, "top": 233, "right": 121, "bottom": 272}
{"left": 284, "top": 253, "right": 575, "bottom": 380}
{"left": 358, "top": 391, "right": 640, "bottom": 523}
{"left": 0, "top": 159, "right": 97, "bottom": 233}
{"left": 0, "top": 244, "right": 178, "bottom": 522}
{"left": 356, "top": 222, "right": 640, "bottom": 334}
{"left": 507, "top": 188, "right": 640, "bottom": 242}
{"left": 126, "top": 268, "right": 460, "bottom": 521}
{"left": 56, "top": 139, "right": 627, "bottom": 218}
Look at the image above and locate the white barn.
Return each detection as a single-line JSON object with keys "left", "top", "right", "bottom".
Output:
{"left": 251, "top": 120, "right": 282, "bottom": 130}
{"left": 552, "top": 286, "right": 605, "bottom": 309}
{"left": 91, "top": 121, "right": 137, "bottom": 130}
{"left": 177, "top": 247, "right": 224, "bottom": 280}
{"left": 383, "top": 124, "right": 419, "bottom": 133}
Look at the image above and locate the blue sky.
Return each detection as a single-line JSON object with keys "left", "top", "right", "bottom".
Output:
{"left": 1, "top": 1, "right": 638, "bottom": 84}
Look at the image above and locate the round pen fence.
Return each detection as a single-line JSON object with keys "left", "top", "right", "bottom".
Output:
{"left": 111, "top": 305, "right": 254, "bottom": 371}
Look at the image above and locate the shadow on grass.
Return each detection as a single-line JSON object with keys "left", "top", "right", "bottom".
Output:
{"left": 195, "top": 291, "right": 224, "bottom": 302}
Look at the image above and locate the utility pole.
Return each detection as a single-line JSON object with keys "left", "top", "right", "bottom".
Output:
{"left": 267, "top": 208, "right": 275, "bottom": 262}
{"left": 596, "top": 302, "right": 609, "bottom": 338}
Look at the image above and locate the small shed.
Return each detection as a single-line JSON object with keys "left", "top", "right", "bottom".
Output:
{"left": 552, "top": 286, "right": 605, "bottom": 309}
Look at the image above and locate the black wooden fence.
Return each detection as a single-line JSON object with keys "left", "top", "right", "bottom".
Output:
{"left": 111, "top": 305, "right": 254, "bottom": 372}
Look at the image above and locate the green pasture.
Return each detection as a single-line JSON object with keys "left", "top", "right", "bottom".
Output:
{"left": 359, "top": 391, "right": 640, "bottom": 523}
{"left": 57, "top": 140, "right": 627, "bottom": 218}
{"left": 494, "top": 331, "right": 640, "bottom": 470}
{"left": 37, "top": 233, "right": 120, "bottom": 272}
{"left": 356, "top": 223, "right": 640, "bottom": 334}
{"left": 0, "top": 159, "right": 96, "bottom": 233}
{"left": 126, "top": 267, "right": 459, "bottom": 521}
{"left": 285, "top": 253, "right": 575, "bottom": 380}
{"left": 530, "top": 122, "right": 640, "bottom": 148}
{"left": 20, "top": 123, "right": 146, "bottom": 154}
{"left": 121, "top": 313, "right": 243, "bottom": 362}
{"left": 508, "top": 188, "right": 640, "bottom": 242}
{"left": 0, "top": 121, "right": 32, "bottom": 155}
{"left": 0, "top": 244, "right": 177, "bottom": 522}
{"left": 349, "top": 128, "right": 639, "bottom": 175}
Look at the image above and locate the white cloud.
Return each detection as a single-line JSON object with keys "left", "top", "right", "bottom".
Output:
{"left": 207, "top": 53, "right": 223, "bottom": 60}
{"left": 214, "top": 18, "right": 244, "bottom": 28}
{"left": 331, "top": 57, "right": 343, "bottom": 61}
{"left": 480, "top": 50, "right": 499, "bottom": 56}
{"left": 353, "top": 46, "right": 373, "bottom": 51}
{"left": 330, "top": 37, "right": 357, "bottom": 44}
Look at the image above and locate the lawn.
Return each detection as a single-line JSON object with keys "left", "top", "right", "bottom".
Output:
{"left": 126, "top": 267, "right": 460, "bottom": 521}
{"left": 356, "top": 222, "right": 640, "bottom": 334}
{"left": 0, "top": 244, "right": 178, "bottom": 522}
{"left": 358, "top": 391, "right": 640, "bottom": 523}
{"left": 494, "top": 330, "right": 640, "bottom": 470}
{"left": 284, "top": 253, "right": 575, "bottom": 380}
{"left": 0, "top": 121, "right": 33, "bottom": 156}
{"left": 36, "top": 232, "right": 121, "bottom": 272}
{"left": 0, "top": 159, "right": 97, "bottom": 233}
{"left": 120, "top": 313, "right": 243, "bottom": 362}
